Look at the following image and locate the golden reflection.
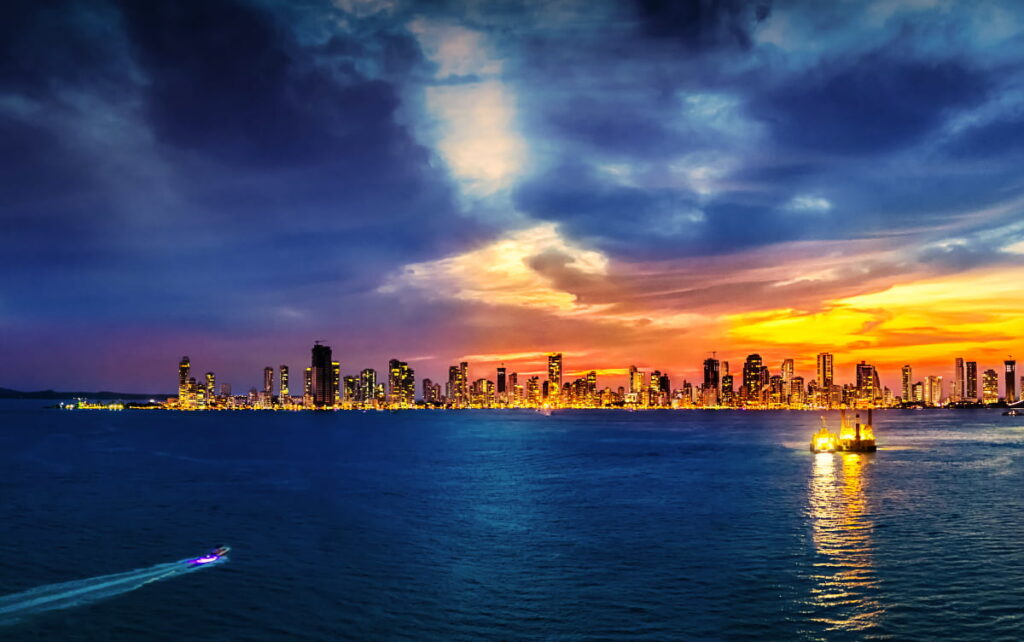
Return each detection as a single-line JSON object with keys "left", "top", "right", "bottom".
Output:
{"left": 806, "top": 452, "right": 883, "bottom": 632}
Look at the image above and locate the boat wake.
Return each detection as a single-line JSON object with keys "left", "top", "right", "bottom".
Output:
{"left": 0, "top": 555, "right": 226, "bottom": 625}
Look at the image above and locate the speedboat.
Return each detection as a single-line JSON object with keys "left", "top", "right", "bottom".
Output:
{"left": 187, "top": 545, "right": 231, "bottom": 565}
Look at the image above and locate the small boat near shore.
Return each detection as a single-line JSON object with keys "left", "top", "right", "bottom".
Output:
{"left": 810, "top": 409, "right": 877, "bottom": 453}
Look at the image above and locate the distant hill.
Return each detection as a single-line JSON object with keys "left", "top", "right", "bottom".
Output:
{"left": 0, "top": 388, "right": 170, "bottom": 400}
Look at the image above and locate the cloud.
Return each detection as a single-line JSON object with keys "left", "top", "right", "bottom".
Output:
{"left": 786, "top": 195, "right": 833, "bottom": 213}
{"left": 422, "top": 81, "right": 527, "bottom": 196}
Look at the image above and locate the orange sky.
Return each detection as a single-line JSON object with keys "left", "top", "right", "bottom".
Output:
{"left": 385, "top": 223, "right": 1024, "bottom": 390}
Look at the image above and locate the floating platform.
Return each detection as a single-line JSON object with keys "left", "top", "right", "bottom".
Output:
{"left": 810, "top": 409, "right": 877, "bottom": 453}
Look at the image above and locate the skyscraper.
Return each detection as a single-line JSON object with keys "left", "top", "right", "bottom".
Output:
{"left": 1005, "top": 360, "right": 1017, "bottom": 402}
{"left": 359, "top": 368, "right": 377, "bottom": 405}
{"left": 332, "top": 361, "right": 341, "bottom": 405}
{"left": 264, "top": 366, "right": 273, "bottom": 396}
{"left": 703, "top": 357, "right": 720, "bottom": 404}
{"left": 856, "top": 361, "right": 877, "bottom": 404}
{"left": 178, "top": 356, "right": 191, "bottom": 398}
{"left": 304, "top": 367, "right": 312, "bottom": 398}
{"left": 781, "top": 358, "right": 794, "bottom": 382}
{"left": 205, "top": 372, "right": 215, "bottom": 398}
{"left": 953, "top": 357, "right": 965, "bottom": 402}
{"left": 983, "top": 369, "right": 999, "bottom": 404}
{"left": 458, "top": 362, "right": 468, "bottom": 405}
{"left": 901, "top": 365, "right": 912, "bottom": 402}
{"left": 280, "top": 365, "right": 289, "bottom": 398}
{"left": 548, "top": 353, "right": 563, "bottom": 400}
{"left": 388, "top": 359, "right": 415, "bottom": 407}
{"left": 816, "top": 353, "right": 834, "bottom": 388}
{"left": 924, "top": 375, "right": 943, "bottom": 406}
{"left": 497, "top": 366, "right": 507, "bottom": 401}
{"left": 310, "top": 342, "right": 333, "bottom": 407}
{"left": 343, "top": 375, "right": 357, "bottom": 402}
{"left": 965, "top": 361, "right": 977, "bottom": 400}
{"left": 742, "top": 354, "right": 763, "bottom": 404}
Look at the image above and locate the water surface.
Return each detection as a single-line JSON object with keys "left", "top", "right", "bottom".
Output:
{"left": 1, "top": 402, "right": 1022, "bottom": 640}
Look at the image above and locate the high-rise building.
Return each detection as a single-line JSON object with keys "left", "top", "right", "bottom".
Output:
{"left": 901, "top": 365, "right": 912, "bottom": 402}
{"left": 953, "top": 358, "right": 965, "bottom": 402}
{"left": 781, "top": 358, "right": 794, "bottom": 382}
{"left": 310, "top": 342, "right": 333, "bottom": 407}
{"left": 264, "top": 366, "right": 273, "bottom": 396}
{"left": 721, "top": 373, "right": 734, "bottom": 406}
{"left": 178, "top": 356, "right": 191, "bottom": 399}
{"left": 423, "top": 378, "right": 440, "bottom": 404}
{"left": 983, "top": 369, "right": 999, "bottom": 404}
{"left": 855, "top": 361, "right": 877, "bottom": 404}
{"left": 548, "top": 353, "right": 563, "bottom": 400}
{"left": 332, "top": 361, "right": 341, "bottom": 405}
{"left": 359, "top": 369, "right": 377, "bottom": 405}
{"left": 304, "top": 367, "right": 312, "bottom": 398}
{"left": 924, "top": 375, "right": 943, "bottom": 406}
{"left": 497, "top": 366, "right": 507, "bottom": 401}
{"left": 816, "top": 353, "right": 834, "bottom": 389}
{"left": 388, "top": 359, "right": 415, "bottom": 406}
{"left": 1005, "top": 360, "right": 1017, "bottom": 402}
{"left": 628, "top": 365, "right": 645, "bottom": 405}
{"left": 280, "top": 365, "right": 289, "bottom": 398}
{"left": 703, "top": 357, "right": 720, "bottom": 404}
{"left": 965, "top": 361, "right": 977, "bottom": 400}
{"left": 742, "top": 354, "right": 763, "bottom": 404}
{"left": 790, "top": 376, "right": 805, "bottom": 405}
{"left": 343, "top": 375, "right": 358, "bottom": 402}
{"left": 205, "top": 372, "right": 215, "bottom": 398}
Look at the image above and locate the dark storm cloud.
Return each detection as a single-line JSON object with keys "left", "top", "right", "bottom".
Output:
{"left": 4, "top": 0, "right": 1024, "bottom": 390}
{"left": 1, "top": 0, "right": 487, "bottom": 325}
{"left": 752, "top": 53, "right": 991, "bottom": 154}
{"left": 633, "top": 0, "right": 772, "bottom": 51}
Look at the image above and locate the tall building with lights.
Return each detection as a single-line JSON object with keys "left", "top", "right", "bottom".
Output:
{"left": 703, "top": 357, "right": 720, "bottom": 404}
{"left": 952, "top": 357, "right": 965, "bottom": 402}
{"left": 1006, "top": 360, "right": 1017, "bottom": 402}
{"left": 965, "top": 361, "right": 977, "bottom": 401}
{"left": 548, "top": 353, "right": 563, "bottom": 401}
{"left": 178, "top": 356, "right": 191, "bottom": 399}
{"left": 742, "top": 354, "right": 763, "bottom": 404}
{"left": 332, "top": 361, "right": 341, "bottom": 405}
{"left": 264, "top": 366, "right": 273, "bottom": 397}
{"left": 359, "top": 368, "right": 377, "bottom": 405}
{"left": 280, "top": 365, "right": 289, "bottom": 399}
{"left": 982, "top": 369, "right": 999, "bottom": 404}
{"left": 924, "top": 375, "right": 943, "bottom": 406}
{"left": 497, "top": 366, "right": 507, "bottom": 402}
{"left": 781, "top": 358, "right": 794, "bottom": 382}
{"left": 816, "top": 353, "right": 834, "bottom": 389}
{"left": 901, "top": 365, "right": 912, "bottom": 402}
{"left": 855, "top": 361, "right": 878, "bottom": 404}
{"left": 388, "top": 359, "right": 415, "bottom": 407}
{"left": 310, "top": 342, "right": 333, "bottom": 407}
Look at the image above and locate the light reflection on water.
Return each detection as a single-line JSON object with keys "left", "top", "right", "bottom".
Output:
{"left": 806, "top": 452, "right": 884, "bottom": 633}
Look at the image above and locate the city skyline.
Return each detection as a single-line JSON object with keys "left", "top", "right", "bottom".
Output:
{"left": 169, "top": 342, "right": 1024, "bottom": 410}
{"left": 5, "top": 1, "right": 1024, "bottom": 392}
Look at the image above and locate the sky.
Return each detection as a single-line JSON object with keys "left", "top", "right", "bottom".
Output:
{"left": 3, "top": 0, "right": 1024, "bottom": 393}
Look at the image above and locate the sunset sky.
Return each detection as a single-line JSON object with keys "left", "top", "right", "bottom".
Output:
{"left": 4, "top": 0, "right": 1024, "bottom": 392}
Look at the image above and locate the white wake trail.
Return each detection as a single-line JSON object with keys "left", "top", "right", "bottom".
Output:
{"left": 0, "top": 556, "right": 226, "bottom": 625}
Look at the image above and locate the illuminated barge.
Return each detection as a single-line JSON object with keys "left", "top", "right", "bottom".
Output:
{"left": 810, "top": 409, "right": 877, "bottom": 453}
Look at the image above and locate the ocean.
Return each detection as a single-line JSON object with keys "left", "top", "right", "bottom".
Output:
{"left": 1, "top": 401, "right": 1022, "bottom": 640}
